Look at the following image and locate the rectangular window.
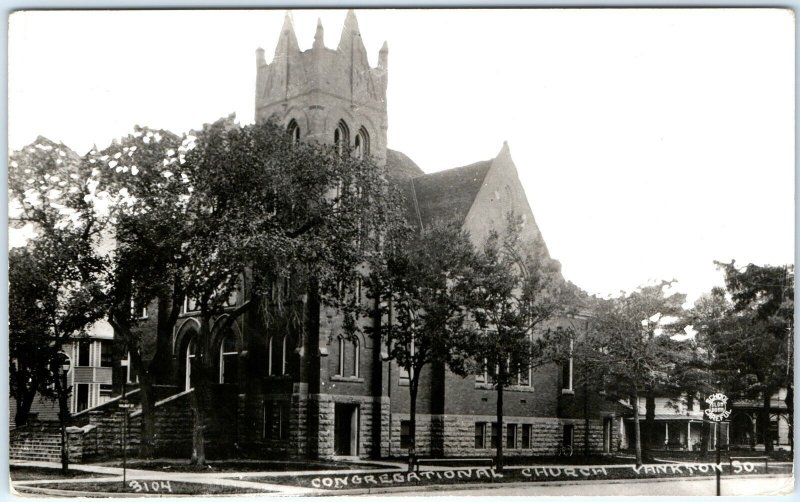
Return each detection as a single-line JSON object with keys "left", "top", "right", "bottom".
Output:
{"left": 263, "top": 402, "right": 273, "bottom": 439}
{"left": 522, "top": 424, "right": 532, "bottom": 449}
{"left": 100, "top": 341, "right": 113, "bottom": 368}
{"left": 400, "top": 420, "right": 411, "bottom": 449}
{"left": 490, "top": 423, "right": 500, "bottom": 448}
{"left": 77, "top": 341, "right": 91, "bottom": 367}
{"left": 279, "top": 402, "right": 290, "bottom": 440}
{"left": 474, "top": 423, "right": 486, "bottom": 448}
{"left": 506, "top": 424, "right": 517, "bottom": 449}
{"left": 99, "top": 383, "right": 112, "bottom": 395}
{"left": 76, "top": 383, "right": 89, "bottom": 412}
{"left": 562, "top": 339, "right": 574, "bottom": 391}
{"left": 687, "top": 396, "right": 694, "bottom": 411}
{"left": 563, "top": 424, "right": 574, "bottom": 447}
{"left": 263, "top": 401, "right": 289, "bottom": 440}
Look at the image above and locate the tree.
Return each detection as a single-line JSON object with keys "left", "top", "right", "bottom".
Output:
{"left": 680, "top": 288, "right": 732, "bottom": 457}
{"left": 8, "top": 138, "right": 110, "bottom": 472}
{"left": 707, "top": 261, "right": 794, "bottom": 453}
{"left": 580, "top": 281, "right": 687, "bottom": 466}
{"left": 465, "top": 214, "right": 574, "bottom": 471}
{"left": 366, "top": 220, "right": 477, "bottom": 470}
{"left": 175, "top": 116, "right": 392, "bottom": 464}
{"left": 87, "top": 126, "right": 189, "bottom": 458}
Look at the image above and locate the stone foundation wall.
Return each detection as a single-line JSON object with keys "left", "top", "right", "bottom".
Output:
{"left": 388, "top": 414, "right": 615, "bottom": 458}
{"left": 87, "top": 391, "right": 193, "bottom": 459}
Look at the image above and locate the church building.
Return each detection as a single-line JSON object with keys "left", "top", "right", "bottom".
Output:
{"left": 12, "top": 11, "right": 624, "bottom": 462}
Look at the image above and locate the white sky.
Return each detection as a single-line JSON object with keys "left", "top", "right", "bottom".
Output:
{"left": 7, "top": 9, "right": 795, "bottom": 304}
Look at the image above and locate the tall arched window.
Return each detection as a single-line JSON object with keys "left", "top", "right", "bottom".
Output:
{"left": 219, "top": 330, "right": 238, "bottom": 384}
{"left": 287, "top": 119, "right": 300, "bottom": 145}
{"left": 267, "top": 336, "right": 274, "bottom": 376}
{"left": 281, "top": 335, "right": 289, "bottom": 375}
{"left": 185, "top": 338, "right": 196, "bottom": 391}
{"left": 354, "top": 127, "right": 370, "bottom": 159}
{"left": 334, "top": 120, "right": 350, "bottom": 155}
{"left": 337, "top": 335, "right": 346, "bottom": 376}
{"left": 352, "top": 338, "right": 360, "bottom": 378}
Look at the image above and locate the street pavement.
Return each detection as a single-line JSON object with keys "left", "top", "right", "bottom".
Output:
{"left": 367, "top": 475, "right": 794, "bottom": 497}
{"left": 9, "top": 460, "right": 794, "bottom": 497}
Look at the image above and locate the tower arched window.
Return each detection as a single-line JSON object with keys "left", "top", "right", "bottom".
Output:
{"left": 354, "top": 127, "right": 370, "bottom": 159}
{"left": 218, "top": 330, "right": 238, "bottom": 384}
{"left": 287, "top": 119, "right": 300, "bottom": 146}
{"left": 281, "top": 334, "right": 289, "bottom": 375}
{"left": 334, "top": 120, "right": 350, "bottom": 156}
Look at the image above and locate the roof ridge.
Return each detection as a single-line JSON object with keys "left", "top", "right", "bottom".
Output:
{"left": 410, "top": 158, "right": 492, "bottom": 181}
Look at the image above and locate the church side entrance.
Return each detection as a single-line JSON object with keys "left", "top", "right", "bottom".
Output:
{"left": 334, "top": 403, "right": 359, "bottom": 456}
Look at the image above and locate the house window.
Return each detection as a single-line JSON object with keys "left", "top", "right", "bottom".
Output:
{"left": 475, "top": 423, "right": 486, "bottom": 448}
{"left": 400, "top": 420, "right": 411, "bottom": 449}
{"left": 99, "top": 384, "right": 112, "bottom": 395}
{"left": 219, "top": 331, "right": 238, "bottom": 384}
{"left": 287, "top": 119, "right": 300, "bottom": 145}
{"left": 490, "top": 423, "right": 500, "bottom": 448}
{"left": 76, "top": 383, "right": 89, "bottom": 412}
{"left": 522, "top": 424, "right": 532, "bottom": 449}
{"left": 77, "top": 341, "right": 91, "bottom": 367}
{"left": 507, "top": 424, "right": 517, "bottom": 449}
{"left": 100, "top": 341, "right": 113, "bottom": 368}
{"left": 563, "top": 424, "right": 574, "bottom": 447}
{"left": 687, "top": 396, "right": 694, "bottom": 411}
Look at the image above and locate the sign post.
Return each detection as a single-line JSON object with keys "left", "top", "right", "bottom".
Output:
{"left": 119, "top": 398, "right": 135, "bottom": 488}
{"left": 704, "top": 393, "right": 731, "bottom": 497}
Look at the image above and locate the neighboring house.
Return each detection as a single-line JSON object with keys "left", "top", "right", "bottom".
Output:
{"left": 10, "top": 320, "right": 116, "bottom": 423}
{"left": 729, "top": 390, "right": 792, "bottom": 451}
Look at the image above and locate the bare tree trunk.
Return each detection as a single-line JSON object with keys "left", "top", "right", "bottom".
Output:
{"left": 700, "top": 396, "right": 710, "bottom": 459}
{"left": 496, "top": 378, "right": 504, "bottom": 472}
{"left": 190, "top": 314, "right": 212, "bottom": 465}
{"left": 408, "top": 376, "right": 418, "bottom": 472}
{"left": 54, "top": 369, "right": 70, "bottom": 474}
{"left": 633, "top": 393, "right": 643, "bottom": 467}
{"left": 137, "top": 362, "right": 156, "bottom": 459}
{"left": 645, "top": 388, "right": 656, "bottom": 453}
{"left": 14, "top": 375, "right": 38, "bottom": 427}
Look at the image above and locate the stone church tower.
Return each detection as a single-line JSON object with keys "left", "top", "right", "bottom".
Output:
{"left": 255, "top": 11, "right": 389, "bottom": 166}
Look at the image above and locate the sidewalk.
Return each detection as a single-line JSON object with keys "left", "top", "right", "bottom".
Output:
{"left": 10, "top": 458, "right": 794, "bottom": 497}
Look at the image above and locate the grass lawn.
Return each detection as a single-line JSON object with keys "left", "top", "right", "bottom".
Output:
{"left": 17, "top": 480, "right": 270, "bottom": 495}
{"left": 9, "top": 466, "right": 113, "bottom": 481}
{"left": 109, "top": 459, "right": 393, "bottom": 473}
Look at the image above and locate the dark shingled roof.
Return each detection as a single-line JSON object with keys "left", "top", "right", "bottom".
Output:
{"left": 410, "top": 160, "right": 492, "bottom": 227}
{"left": 384, "top": 149, "right": 492, "bottom": 229}
{"left": 385, "top": 149, "right": 425, "bottom": 183}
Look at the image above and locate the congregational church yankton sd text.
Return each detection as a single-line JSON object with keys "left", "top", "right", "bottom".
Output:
{"left": 22, "top": 10, "right": 629, "bottom": 461}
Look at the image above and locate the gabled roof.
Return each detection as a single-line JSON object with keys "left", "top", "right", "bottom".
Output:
{"left": 408, "top": 160, "right": 492, "bottom": 228}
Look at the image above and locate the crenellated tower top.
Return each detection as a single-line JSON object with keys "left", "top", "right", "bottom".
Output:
{"left": 255, "top": 11, "right": 389, "bottom": 164}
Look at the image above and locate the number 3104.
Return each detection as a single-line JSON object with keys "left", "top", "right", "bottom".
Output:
{"left": 128, "top": 480, "right": 173, "bottom": 492}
